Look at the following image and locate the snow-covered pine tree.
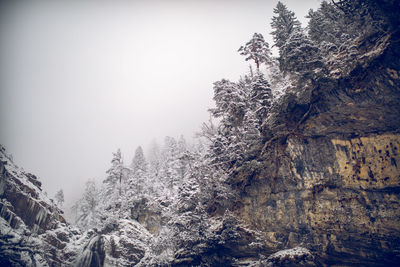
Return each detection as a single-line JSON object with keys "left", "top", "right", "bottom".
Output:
{"left": 105, "top": 149, "right": 124, "bottom": 189}
{"left": 54, "top": 189, "right": 64, "bottom": 207}
{"left": 103, "top": 149, "right": 124, "bottom": 195}
{"left": 168, "top": 172, "right": 207, "bottom": 252}
{"left": 160, "top": 137, "right": 181, "bottom": 194}
{"left": 210, "top": 79, "right": 247, "bottom": 130}
{"left": 280, "top": 30, "right": 324, "bottom": 74}
{"left": 100, "top": 149, "right": 125, "bottom": 221}
{"left": 209, "top": 79, "right": 249, "bottom": 165}
{"left": 271, "top": 1, "right": 301, "bottom": 52}
{"left": 73, "top": 179, "right": 99, "bottom": 230}
{"left": 232, "top": 72, "right": 272, "bottom": 151}
{"left": 271, "top": 1, "right": 324, "bottom": 74}
{"left": 249, "top": 72, "right": 272, "bottom": 126}
{"left": 130, "top": 146, "right": 148, "bottom": 194}
{"left": 238, "top": 33, "right": 272, "bottom": 70}
{"left": 131, "top": 146, "right": 147, "bottom": 173}
{"left": 307, "top": 2, "right": 345, "bottom": 46}
{"left": 177, "top": 135, "right": 190, "bottom": 181}
{"left": 264, "top": 58, "right": 290, "bottom": 100}
{"left": 147, "top": 140, "right": 162, "bottom": 193}
{"left": 306, "top": 1, "right": 359, "bottom": 58}
{"left": 198, "top": 118, "right": 232, "bottom": 167}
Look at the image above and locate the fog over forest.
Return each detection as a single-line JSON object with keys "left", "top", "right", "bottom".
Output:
{"left": 0, "top": 0, "right": 320, "bottom": 209}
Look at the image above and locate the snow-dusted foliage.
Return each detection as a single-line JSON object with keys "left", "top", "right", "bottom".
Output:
{"left": 307, "top": 1, "right": 357, "bottom": 48}
{"left": 238, "top": 33, "right": 272, "bottom": 70}
{"left": 70, "top": 134, "right": 232, "bottom": 265}
{"left": 270, "top": 1, "right": 301, "bottom": 53}
{"left": 206, "top": 70, "right": 273, "bottom": 168}
{"left": 306, "top": 1, "right": 360, "bottom": 63}
{"left": 72, "top": 179, "right": 99, "bottom": 230}
{"left": 54, "top": 189, "right": 64, "bottom": 207}
{"left": 280, "top": 30, "right": 324, "bottom": 74}
{"left": 271, "top": 1, "right": 325, "bottom": 76}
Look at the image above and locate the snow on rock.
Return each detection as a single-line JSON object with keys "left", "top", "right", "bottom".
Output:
{"left": 0, "top": 144, "right": 159, "bottom": 266}
{"left": 100, "top": 219, "right": 153, "bottom": 267}
{"left": 265, "top": 247, "right": 315, "bottom": 266}
{"left": 0, "top": 145, "right": 64, "bottom": 233}
{"left": 0, "top": 145, "right": 95, "bottom": 266}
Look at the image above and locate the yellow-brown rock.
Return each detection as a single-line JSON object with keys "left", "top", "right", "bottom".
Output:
{"left": 229, "top": 31, "right": 400, "bottom": 266}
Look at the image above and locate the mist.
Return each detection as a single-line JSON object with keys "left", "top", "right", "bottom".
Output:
{"left": 0, "top": 0, "right": 321, "bottom": 208}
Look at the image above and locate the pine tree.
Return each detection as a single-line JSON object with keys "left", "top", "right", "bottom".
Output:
{"left": 104, "top": 149, "right": 124, "bottom": 195}
{"left": 209, "top": 79, "right": 251, "bottom": 165}
{"left": 250, "top": 72, "right": 272, "bottom": 125}
{"left": 73, "top": 179, "right": 98, "bottom": 230}
{"left": 131, "top": 146, "right": 147, "bottom": 172}
{"left": 98, "top": 149, "right": 126, "bottom": 222}
{"left": 148, "top": 140, "right": 162, "bottom": 179}
{"left": 177, "top": 135, "right": 189, "bottom": 181}
{"left": 280, "top": 30, "right": 324, "bottom": 73}
{"left": 307, "top": 1, "right": 359, "bottom": 57}
{"left": 210, "top": 79, "right": 247, "bottom": 130}
{"left": 238, "top": 33, "right": 272, "bottom": 70}
{"left": 129, "top": 146, "right": 148, "bottom": 194}
{"left": 161, "top": 137, "right": 181, "bottom": 193}
{"left": 271, "top": 1, "right": 301, "bottom": 52}
{"left": 264, "top": 58, "right": 290, "bottom": 100}
{"left": 271, "top": 2, "right": 319, "bottom": 74}
{"left": 54, "top": 189, "right": 64, "bottom": 207}
{"left": 307, "top": 2, "right": 343, "bottom": 46}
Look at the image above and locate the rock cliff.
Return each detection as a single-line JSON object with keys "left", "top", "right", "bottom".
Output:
{"left": 0, "top": 146, "right": 153, "bottom": 266}
{"left": 227, "top": 30, "right": 400, "bottom": 265}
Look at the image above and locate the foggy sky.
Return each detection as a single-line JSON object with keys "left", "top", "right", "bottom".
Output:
{"left": 0, "top": 0, "right": 321, "bottom": 208}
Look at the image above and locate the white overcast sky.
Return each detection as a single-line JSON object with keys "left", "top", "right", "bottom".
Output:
{"left": 0, "top": 0, "right": 321, "bottom": 208}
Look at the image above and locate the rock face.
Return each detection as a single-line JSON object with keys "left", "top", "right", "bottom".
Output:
{"left": 0, "top": 149, "right": 62, "bottom": 234}
{"left": 0, "top": 145, "right": 79, "bottom": 266}
{"left": 228, "top": 31, "right": 400, "bottom": 265}
{"left": 0, "top": 146, "right": 153, "bottom": 267}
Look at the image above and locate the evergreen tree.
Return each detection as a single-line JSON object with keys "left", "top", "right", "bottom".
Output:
{"left": 238, "top": 33, "right": 272, "bottom": 70}
{"left": 104, "top": 149, "right": 124, "bottom": 195}
{"left": 250, "top": 72, "right": 272, "bottom": 125}
{"left": 307, "top": 2, "right": 346, "bottom": 46}
{"left": 161, "top": 137, "right": 181, "bottom": 193}
{"left": 73, "top": 179, "right": 98, "bottom": 230}
{"left": 105, "top": 149, "right": 123, "bottom": 184}
{"left": 280, "top": 30, "right": 324, "bottom": 73}
{"left": 210, "top": 79, "right": 250, "bottom": 164}
{"left": 148, "top": 140, "right": 162, "bottom": 179}
{"left": 177, "top": 135, "right": 189, "bottom": 181}
{"left": 99, "top": 149, "right": 125, "bottom": 222}
{"left": 210, "top": 79, "right": 247, "bottom": 130}
{"left": 271, "top": 2, "right": 318, "bottom": 73}
{"left": 131, "top": 146, "right": 147, "bottom": 173}
{"left": 271, "top": 1, "right": 301, "bottom": 51}
{"left": 128, "top": 146, "right": 148, "bottom": 195}
{"left": 307, "top": 1, "right": 359, "bottom": 59}
{"left": 54, "top": 189, "right": 64, "bottom": 207}
{"left": 147, "top": 140, "right": 162, "bottom": 195}
{"left": 264, "top": 58, "right": 290, "bottom": 100}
